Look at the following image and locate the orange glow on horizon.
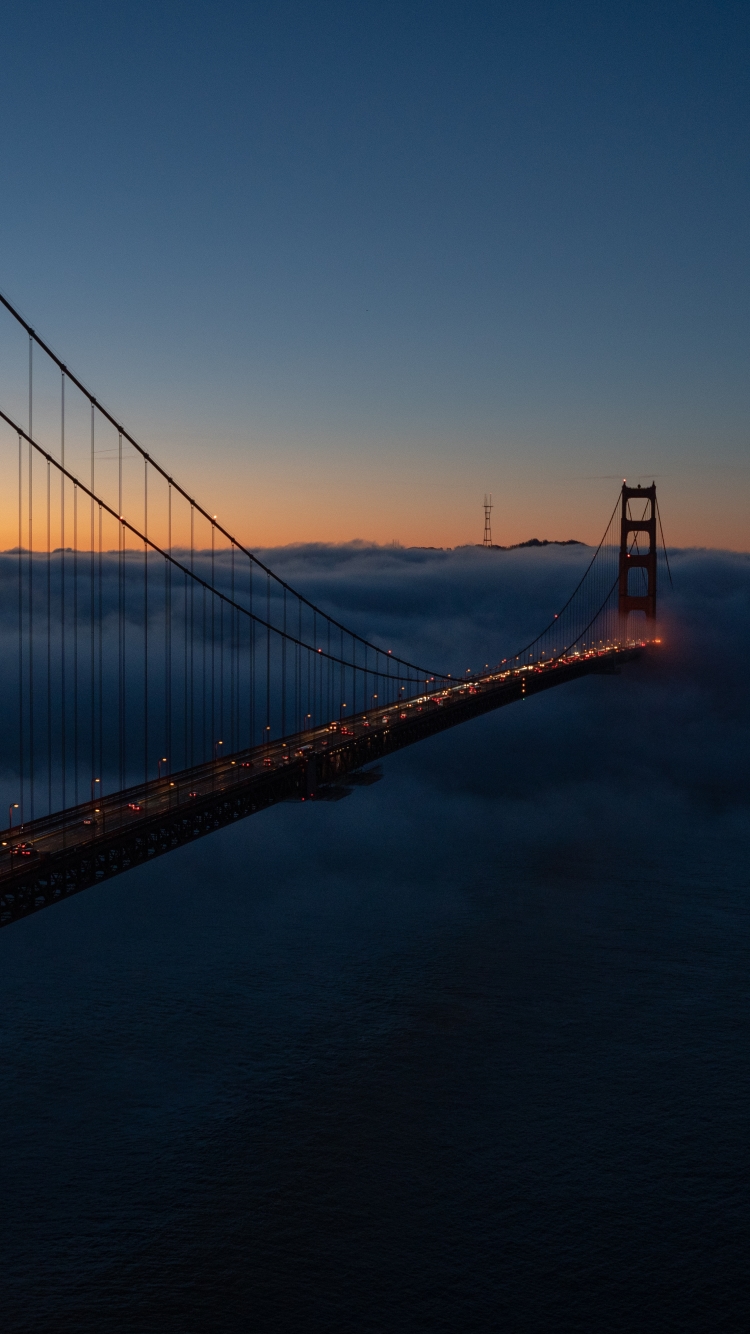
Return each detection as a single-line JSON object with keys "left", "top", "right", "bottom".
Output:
{"left": 0, "top": 422, "right": 746, "bottom": 554}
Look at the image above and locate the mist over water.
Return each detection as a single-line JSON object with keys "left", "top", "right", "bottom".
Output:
{"left": 1, "top": 545, "right": 748, "bottom": 1332}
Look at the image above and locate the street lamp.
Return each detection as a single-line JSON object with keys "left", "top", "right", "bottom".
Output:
{"left": 158, "top": 756, "right": 168, "bottom": 779}
{"left": 91, "top": 778, "right": 100, "bottom": 804}
{"left": 214, "top": 740, "right": 224, "bottom": 760}
{"left": 8, "top": 802, "right": 18, "bottom": 829}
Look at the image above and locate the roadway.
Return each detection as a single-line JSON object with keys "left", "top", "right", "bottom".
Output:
{"left": 0, "top": 643, "right": 648, "bottom": 924}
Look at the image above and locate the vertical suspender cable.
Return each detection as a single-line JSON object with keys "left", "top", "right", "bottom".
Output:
{"left": 250, "top": 560, "right": 255, "bottom": 746}
{"left": 219, "top": 560, "right": 224, "bottom": 747}
{"left": 73, "top": 484, "right": 79, "bottom": 804}
{"left": 166, "top": 483, "right": 172, "bottom": 770}
{"left": 98, "top": 503, "right": 103, "bottom": 785}
{"left": 18, "top": 435, "right": 24, "bottom": 823}
{"left": 47, "top": 459, "right": 51, "bottom": 814}
{"left": 201, "top": 585, "right": 206, "bottom": 762}
{"left": 230, "top": 542, "right": 235, "bottom": 748}
{"left": 90, "top": 406, "right": 95, "bottom": 792}
{"left": 266, "top": 572, "right": 271, "bottom": 741}
{"left": 281, "top": 587, "right": 287, "bottom": 737}
{"left": 119, "top": 433, "right": 124, "bottom": 791}
{"left": 220, "top": 597, "right": 224, "bottom": 744}
{"left": 61, "top": 375, "right": 66, "bottom": 814}
{"left": 144, "top": 459, "right": 149, "bottom": 784}
{"left": 211, "top": 520, "right": 215, "bottom": 748}
{"left": 293, "top": 596, "right": 298, "bottom": 735}
{"left": 28, "top": 337, "right": 34, "bottom": 821}
{"left": 312, "top": 613, "right": 316, "bottom": 727}
{"left": 183, "top": 568, "right": 188, "bottom": 770}
{"left": 190, "top": 503, "right": 195, "bottom": 766}
{"left": 656, "top": 497, "right": 673, "bottom": 589}
{"left": 246, "top": 557, "right": 251, "bottom": 747}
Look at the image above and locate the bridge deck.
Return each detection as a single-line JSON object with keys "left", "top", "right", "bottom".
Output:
{"left": 0, "top": 645, "right": 644, "bottom": 927}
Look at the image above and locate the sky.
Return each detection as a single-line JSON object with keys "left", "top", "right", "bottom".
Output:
{"left": 0, "top": 0, "right": 748, "bottom": 549}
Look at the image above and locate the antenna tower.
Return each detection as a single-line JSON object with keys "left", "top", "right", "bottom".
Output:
{"left": 483, "top": 494, "right": 493, "bottom": 547}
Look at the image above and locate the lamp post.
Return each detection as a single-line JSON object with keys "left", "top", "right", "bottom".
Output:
{"left": 214, "top": 740, "right": 224, "bottom": 761}
{"left": 158, "top": 757, "right": 168, "bottom": 780}
{"left": 8, "top": 802, "right": 18, "bottom": 830}
{"left": 91, "top": 778, "right": 100, "bottom": 804}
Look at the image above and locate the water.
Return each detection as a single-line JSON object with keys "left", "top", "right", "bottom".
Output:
{"left": 1, "top": 548, "right": 749, "bottom": 1330}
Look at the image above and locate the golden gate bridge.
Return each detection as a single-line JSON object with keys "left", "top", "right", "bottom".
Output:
{"left": 0, "top": 294, "right": 668, "bottom": 928}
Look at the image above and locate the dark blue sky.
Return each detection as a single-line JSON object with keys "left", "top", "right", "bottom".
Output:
{"left": 0, "top": 1, "right": 747, "bottom": 546}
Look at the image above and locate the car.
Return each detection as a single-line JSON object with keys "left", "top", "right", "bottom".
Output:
{"left": 188, "top": 791, "right": 198, "bottom": 798}
{"left": 263, "top": 757, "right": 273, "bottom": 767}
{"left": 240, "top": 761, "right": 253, "bottom": 768}
{"left": 127, "top": 802, "right": 141, "bottom": 812}
{"left": 11, "top": 842, "right": 38, "bottom": 858}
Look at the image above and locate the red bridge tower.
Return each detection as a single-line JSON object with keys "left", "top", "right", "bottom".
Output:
{"left": 618, "top": 482, "right": 657, "bottom": 620}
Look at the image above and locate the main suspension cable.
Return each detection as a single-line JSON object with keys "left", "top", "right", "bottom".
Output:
{"left": 0, "top": 409, "right": 441, "bottom": 683}
{"left": 0, "top": 290, "right": 447, "bottom": 682}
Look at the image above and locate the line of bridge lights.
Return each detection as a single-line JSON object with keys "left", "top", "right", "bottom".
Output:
{"left": 10, "top": 637, "right": 636, "bottom": 835}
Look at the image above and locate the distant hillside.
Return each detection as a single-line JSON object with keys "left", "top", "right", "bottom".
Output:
{"left": 446, "top": 538, "right": 585, "bottom": 551}
{"left": 403, "top": 536, "right": 584, "bottom": 546}
{"left": 494, "top": 538, "right": 583, "bottom": 550}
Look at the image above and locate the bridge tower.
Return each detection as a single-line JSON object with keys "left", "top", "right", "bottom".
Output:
{"left": 618, "top": 482, "right": 657, "bottom": 620}
{"left": 483, "top": 494, "right": 493, "bottom": 547}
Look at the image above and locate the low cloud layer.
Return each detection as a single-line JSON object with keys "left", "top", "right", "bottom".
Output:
{"left": 0, "top": 542, "right": 747, "bottom": 827}
{"left": 173, "top": 542, "right": 747, "bottom": 900}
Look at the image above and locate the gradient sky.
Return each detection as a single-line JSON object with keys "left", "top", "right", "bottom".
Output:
{"left": 0, "top": 0, "right": 748, "bottom": 549}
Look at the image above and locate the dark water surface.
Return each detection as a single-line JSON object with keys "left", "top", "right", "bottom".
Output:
{"left": 2, "top": 551, "right": 749, "bottom": 1331}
